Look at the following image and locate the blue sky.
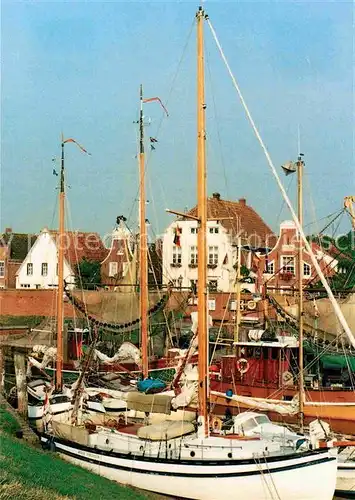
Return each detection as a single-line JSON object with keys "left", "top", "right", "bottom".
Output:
{"left": 1, "top": 0, "right": 353, "bottom": 239}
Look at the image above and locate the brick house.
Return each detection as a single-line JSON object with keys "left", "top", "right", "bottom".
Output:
{"left": 100, "top": 222, "right": 135, "bottom": 286}
{"left": 0, "top": 228, "right": 37, "bottom": 288}
{"left": 256, "top": 220, "right": 338, "bottom": 292}
{"left": 162, "top": 193, "right": 275, "bottom": 293}
{"left": 16, "top": 227, "right": 108, "bottom": 289}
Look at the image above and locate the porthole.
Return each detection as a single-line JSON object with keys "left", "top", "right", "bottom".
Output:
{"left": 105, "top": 438, "right": 109, "bottom": 445}
{"left": 190, "top": 451, "right": 195, "bottom": 457}
{"left": 228, "top": 452, "right": 232, "bottom": 459}
{"left": 139, "top": 446, "right": 144, "bottom": 452}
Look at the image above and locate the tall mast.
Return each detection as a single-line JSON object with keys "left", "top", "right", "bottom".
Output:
{"left": 196, "top": 6, "right": 209, "bottom": 436}
{"left": 234, "top": 237, "right": 242, "bottom": 343}
{"left": 56, "top": 137, "right": 65, "bottom": 391}
{"left": 139, "top": 84, "right": 149, "bottom": 379}
{"left": 297, "top": 154, "right": 304, "bottom": 432}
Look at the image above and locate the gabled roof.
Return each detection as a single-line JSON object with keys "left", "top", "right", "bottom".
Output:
{"left": 187, "top": 193, "right": 275, "bottom": 248}
{"left": 49, "top": 230, "right": 109, "bottom": 264}
{"left": 0, "top": 231, "right": 37, "bottom": 260}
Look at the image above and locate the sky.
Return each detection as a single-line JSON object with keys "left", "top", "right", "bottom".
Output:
{"left": 1, "top": 0, "right": 354, "bottom": 240}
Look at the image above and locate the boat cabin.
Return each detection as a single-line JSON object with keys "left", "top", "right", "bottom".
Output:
{"left": 220, "top": 338, "right": 299, "bottom": 387}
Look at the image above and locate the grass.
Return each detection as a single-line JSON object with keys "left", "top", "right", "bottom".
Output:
{"left": 0, "top": 405, "right": 149, "bottom": 500}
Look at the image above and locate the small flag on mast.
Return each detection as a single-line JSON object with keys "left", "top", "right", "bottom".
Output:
{"left": 173, "top": 225, "right": 182, "bottom": 247}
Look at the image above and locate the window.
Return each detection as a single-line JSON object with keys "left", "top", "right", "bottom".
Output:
{"left": 20, "top": 284, "right": 30, "bottom": 288}
{"left": 303, "top": 262, "right": 311, "bottom": 277}
{"left": 208, "top": 246, "right": 218, "bottom": 265}
{"left": 0, "top": 261, "right": 4, "bottom": 278}
{"left": 41, "top": 263, "right": 48, "bottom": 276}
{"left": 27, "top": 263, "right": 33, "bottom": 276}
{"left": 109, "top": 262, "right": 118, "bottom": 277}
{"left": 190, "top": 279, "right": 198, "bottom": 293}
{"left": 281, "top": 256, "right": 295, "bottom": 274}
{"left": 189, "top": 246, "right": 198, "bottom": 265}
{"left": 209, "top": 227, "right": 219, "bottom": 234}
{"left": 172, "top": 246, "right": 182, "bottom": 265}
{"left": 208, "top": 299, "right": 216, "bottom": 311}
{"left": 208, "top": 279, "right": 218, "bottom": 292}
{"left": 266, "top": 261, "right": 274, "bottom": 274}
{"left": 191, "top": 227, "right": 198, "bottom": 234}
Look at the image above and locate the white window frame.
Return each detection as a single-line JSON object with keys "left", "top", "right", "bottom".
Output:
{"left": 281, "top": 256, "right": 295, "bottom": 275}
{"left": 27, "top": 263, "right": 33, "bottom": 276}
{"left": 109, "top": 261, "right": 118, "bottom": 277}
{"left": 172, "top": 245, "right": 182, "bottom": 265}
{"left": 303, "top": 262, "right": 311, "bottom": 277}
{"left": 266, "top": 260, "right": 274, "bottom": 274}
{"left": 208, "top": 298, "right": 216, "bottom": 311}
{"left": 41, "top": 262, "right": 48, "bottom": 276}
{"left": 208, "top": 246, "right": 218, "bottom": 265}
{"left": 0, "top": 261, "right": 4, "bottom": 278}
{"left": 189, "top": 245, "right": 198, "bottom": 265}
{"left": 208, "top": 279, "right": 218, "bottom": 292}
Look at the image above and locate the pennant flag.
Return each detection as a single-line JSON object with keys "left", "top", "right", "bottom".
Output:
{"left": 173, "top": 225, "right": 182, "bottom": 247}
{"left": 222, "top": 254, "right": 228, "bottom": 265}
{"left": 52, "top": 169, "right": 59, "bottom": 176}
{"left": 150, "top": 144, "right": 156, "bottom": 151}
{"left": 143, "top": 97, "right": 169, "bottom": 116}
{"left": 150, "top": 137, "right": 158, "bottom": 143}
{"left": 63, "top": 138, "right": 91, "bottom": 155}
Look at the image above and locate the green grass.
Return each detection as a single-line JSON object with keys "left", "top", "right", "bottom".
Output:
{"left": 0, "top": 405, "right": 149, "bottom": 500}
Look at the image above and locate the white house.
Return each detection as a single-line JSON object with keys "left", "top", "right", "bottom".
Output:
{"left": 162, "top": 194, "right": 275, "bottom": 293}
{"left": 16, "top": 227, "right": 108, "bottom": 289}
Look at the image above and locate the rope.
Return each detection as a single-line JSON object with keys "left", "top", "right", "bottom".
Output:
{"left": 207, "top": 17, "right": 355, "bottom": 349}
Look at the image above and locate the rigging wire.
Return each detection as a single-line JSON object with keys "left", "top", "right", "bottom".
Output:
{"left": 206, "top": 17, "right": 355, "bottom": 348}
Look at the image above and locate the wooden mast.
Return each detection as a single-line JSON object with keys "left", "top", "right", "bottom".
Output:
{"left": 139, "top": 84, "right": 149, "bottom": 379}
{"left": 297, "top": 154, "right": 305, "bottom": 432}
{"left": 56, "top": 137, "right": 65, "bottom": 391}
{"left": 196, "top": 6, "right": 209, "bottom": 436}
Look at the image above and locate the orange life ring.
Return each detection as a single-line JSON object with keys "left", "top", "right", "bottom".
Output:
{"left": 236, "top": 358, "right": 249, "bottom": 374}
{"left": 212, "top": 416, "right": 223, "bottom": 432}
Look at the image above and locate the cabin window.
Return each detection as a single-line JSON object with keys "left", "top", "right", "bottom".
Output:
{"left": 281, "top": 256, "right": 295, "bottom": 275}
{"left": 0, "top": 261, "right": 5, "bottom": 278}
{"left": 41, "top": 262, "right": 48, "bottom": 276}
{"left": 303, "top": 262, "right": 311, "bottom": 277}
{"left": 27, "top": 263, "right": 33, "bottom": 276}
{"left": 246, "top": 347, "right": 254, "bottom": 358}
{"left": 254, "top": 415, "right": 270, "bottom": 425}
{"left": 242, "top": 419, "right": 258, "bottom": 432}
{"left": 271, "top": 348, "right": 278, "bottom": 360}
{"left": 254, "top": 347, "right": 262, "bottom": 359}
{"left": 172, "top": 246, "right": 182, "bottom": 265}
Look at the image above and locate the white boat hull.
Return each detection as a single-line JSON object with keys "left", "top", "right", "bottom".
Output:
{"left": 41, "top": 434, "right": 337, "bottom": 500}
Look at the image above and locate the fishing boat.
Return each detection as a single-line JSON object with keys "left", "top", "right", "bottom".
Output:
{"left": 39, "top": 8, "right": 338, "bottom": 499}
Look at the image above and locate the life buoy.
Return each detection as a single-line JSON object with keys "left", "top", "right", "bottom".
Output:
{"left": 212, "top": 416, "right": 223, "bottom": 432}
{"left": 247, "top": 300, "right": 256, "bottom": 310}
{"left": 236, "top": 358, "right": 249, "bottom": 374}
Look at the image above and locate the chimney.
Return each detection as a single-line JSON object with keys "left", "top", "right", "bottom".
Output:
{"left": 5, "top": 227, "right": 12, "bottom": 234}
{"left": 212, "top": 192, "right": 221, "bottom": 200}
{"left": 238, "top": 198, "right": 246, "bottom": 206}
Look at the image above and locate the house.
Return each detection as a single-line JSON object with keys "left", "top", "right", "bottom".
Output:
{"left": 257, "top": 220, "right": 338, "bottom": 292}
{"left": 101, "top": 222, "right": 135, "bottom": 286}
{"left": 0, "top": 228, "right": 37, "bottom": 288}
{"left": 162, "top": 193, "right": 275, "bottom": 293}
{"left": 16, "top": 228, "right": 108, "bottom": 289}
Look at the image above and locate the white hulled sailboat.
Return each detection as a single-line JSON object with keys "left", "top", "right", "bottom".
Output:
{"left": 39, "top": 7, "right": 338, "bottom": 499}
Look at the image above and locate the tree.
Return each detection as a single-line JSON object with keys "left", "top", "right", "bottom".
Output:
{"left": 75, "top": 258, "right": 101, "bottom": 289}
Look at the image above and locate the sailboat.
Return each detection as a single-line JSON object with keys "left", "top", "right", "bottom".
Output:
{"left": 209, "top": 158, "right": 355, "bottom": 435}
{"left": 39, "top": 7, "right": 338, "bottom": 500}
